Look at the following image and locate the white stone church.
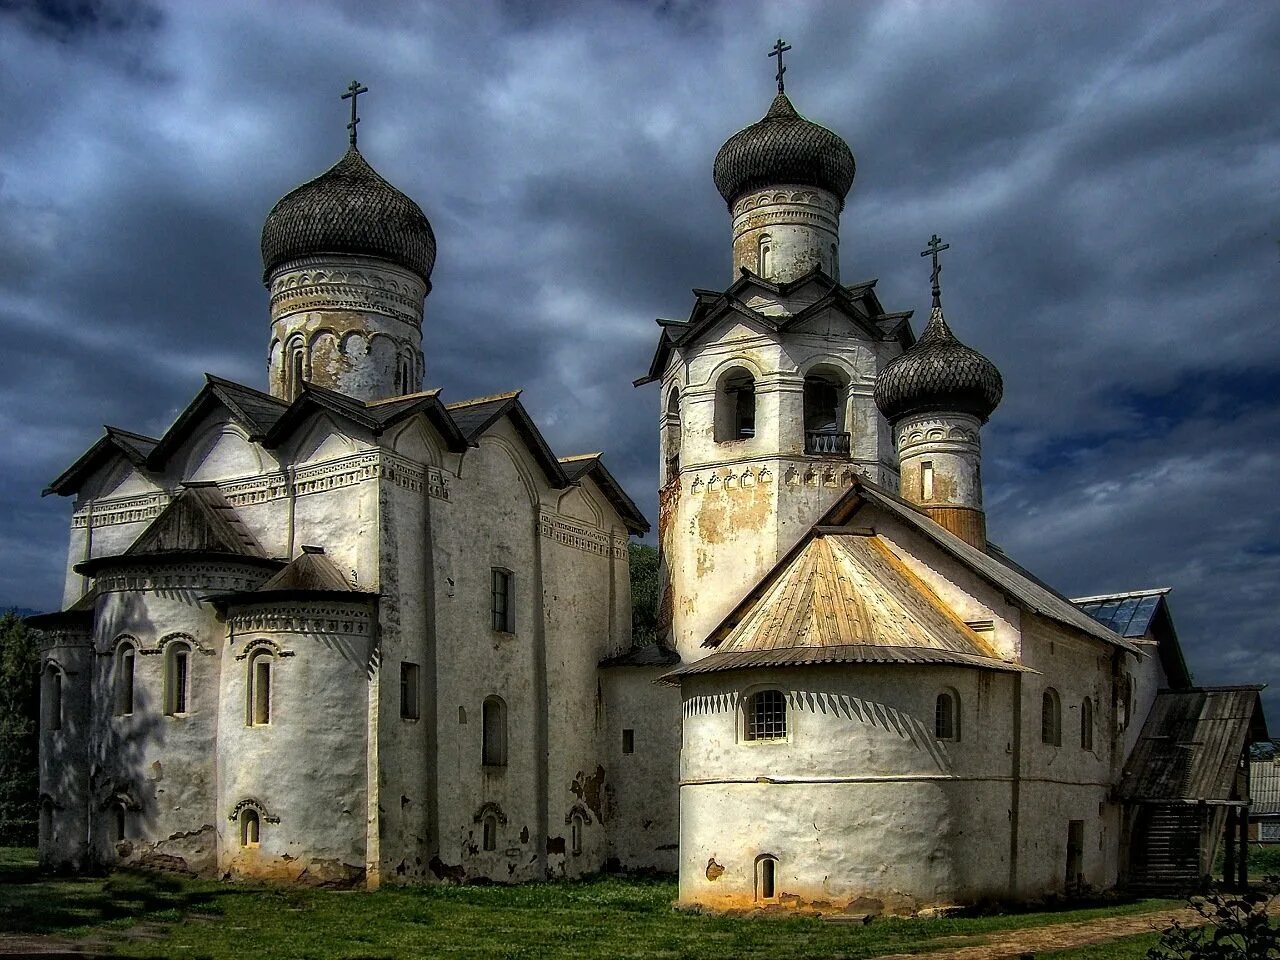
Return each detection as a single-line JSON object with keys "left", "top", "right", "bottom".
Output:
{"left": 32, "top": 63, "right": 1265, "bottom": 911}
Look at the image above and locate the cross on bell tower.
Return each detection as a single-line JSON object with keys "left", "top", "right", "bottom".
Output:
{"left": 769, "top": 38, "right": 792, "bottom": 93}
{"left": 342, "top": 80, "right": 368, "bottom": 147}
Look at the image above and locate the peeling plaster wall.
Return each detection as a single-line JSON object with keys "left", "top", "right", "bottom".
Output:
{"left": 661, "top": 307, "right": 904, "bottom": 661}
{"left": 678, "top": 666, "right": 1017, "bottom": 911}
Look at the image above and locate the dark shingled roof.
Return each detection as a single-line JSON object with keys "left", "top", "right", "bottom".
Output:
{"left": 875, "top": 304, "right": 1003, "bottom": 424}
{"left": 208, "top": 545, "right": 377, "bottom": 608}
{"left": 44, "top": 426, "right": 160, "bottom": 496}
{"left": 1118, "top": 687, "right": 1267, "bottom": 802}
{"left": 558, "top": 454, "right": 649, "bottom": 535}
{"left": 445, "top": 392, "right": 522, "bottom": 443}
{"left": 713, "top": 92, "right": 855, "bottom": 208}
{"left": 599, "top": 642, "right": 680, "bottom": 669}
{"left": 261, "top": 146, "right": 436, "bottom": 283}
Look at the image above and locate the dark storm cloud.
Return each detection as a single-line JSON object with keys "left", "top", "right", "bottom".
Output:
{"left": 2, "top": 1, "right": 1277, "bottom": 709}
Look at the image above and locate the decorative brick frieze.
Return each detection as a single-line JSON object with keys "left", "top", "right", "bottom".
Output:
{"left": 538, "top": 510, "right": 628, "bottom": 560}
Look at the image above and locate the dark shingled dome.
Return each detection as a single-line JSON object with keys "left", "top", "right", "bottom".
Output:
{"left": 261, "top": 147, "right": 436, "bottom": 284}
{"left": 875, "top": 307, "right": 1003, "bottom": 424}
{"left": 713, "top": 92, "right": 855, "bottom": 208}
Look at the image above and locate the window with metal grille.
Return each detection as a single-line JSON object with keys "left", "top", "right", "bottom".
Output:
{"left": 745, "top": 690, "right": 787, "bottom": 741}
{"left": 935, "top": 690, "right": 959, "bottom": 741}
{"left": 165, "top": 642, "right": 191, "bottom": 716}
{"left": 491, "top": 569, "right": 513, "bottom": 633}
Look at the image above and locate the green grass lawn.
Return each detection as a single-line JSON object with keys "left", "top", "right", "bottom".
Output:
{"left": 0, "top": 847, "right": 1184, "bottom": 960}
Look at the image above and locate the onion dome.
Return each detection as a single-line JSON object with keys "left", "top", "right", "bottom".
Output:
{"left": 875, "top": 306, "right": 1004, "bottom": 424}
{"left": 712, "top": 92, "right": 855, "bottom": 208}
{"left": 261, "top": 146, "right": 436, "bottom": 284}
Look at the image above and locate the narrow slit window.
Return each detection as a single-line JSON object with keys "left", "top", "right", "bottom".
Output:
{"left": 571, "top": 814, "right": 584, "bottom": 856}
{"left": 1081, "top": 697, "right": 1094, "bottom": 751}
{"left": 492, "top": 569, "right": 513, "bottom": 633}
{"left": 757, "top": 856, "right": 778, "bottom": 901}
{"left": 622, "top": 729, "right": 635, "bottom": 755}
{"left": 111, "top": 803, "right": 127, "bottom": 842}
{"left": 745, "top": 690, "right": 787, "bottom": 741}
{"left": 400, "top": 662, "right": 420, "bottom": 720}
{"left": 1042, "top": 688, "right": 1062, "bottom": 746}
{"left": 758, "top": 235, "right": 772, "bottom": 277}
{"left": 935, "top": 690, "right": 959, "bottom": 741}
{"left": 115, "top": 644, "right": 135, "bottom": 717}
{"left": 482, "top": 815, "right": 497, "bottom": 852}
{"left": 921, "top": 461, "right": 935, "bottom": 501}
{"left": 165, "top": 643, "right": 191, "bottom": 716}
{"left": 45, "top": 666, "right": 63, "bottom": 731}
{"left": 248, "top": 652, "right": 273, "bottom": 726}
{"left": 482, "top": 696, "right": 507, "bottom": 767}
{"left": 241, "top": 809, "right": 260, "bottom": 847}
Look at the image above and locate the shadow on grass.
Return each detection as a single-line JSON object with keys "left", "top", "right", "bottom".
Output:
{"left": 0, "top": 848, "right": 230, "bottom": 937}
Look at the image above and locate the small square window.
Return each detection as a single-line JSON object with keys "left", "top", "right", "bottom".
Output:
{"left": 400, "top": 662, "right": 420, "bottom": 720}
{"left": 622, "top": 729, "right": 635, "bottom": 755}
{"left": 745, "top": 690, "right": 787, "bottom": 741}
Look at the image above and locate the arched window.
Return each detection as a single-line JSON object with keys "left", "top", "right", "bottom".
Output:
{"left": 114, "top": 642, "right": 136, "bottom": 716}
{"left": 1041, "top": 688, "right": 1062, "bottom": 746}
{"left": 482, "top": 696, "right": 507, "bottom": 767}
{"left": 744, "top": 689, "right": 787, "bottom": 741}
{"left": 935, "top": 689, "right": 960, "bottom": 742}
{"left": 491, "top": 568, "right": 514, "bottom": 633}
{"left": 247, "top": 650, "right": 273, "bottom": 726}
{"left": 663, "top": 388, "right": 682, "bottom": 481}
{"left": 287, "top": 337, "right": 306, "bottom": 399}
{"left": 1081, "top": 697, "right": 1094, "bottom": 751}
{"left": 758, "top": 234, "right": 772, "bottom": 277}
{"left": 756, "top": 854, "right": 779, "bottom": 901}
{"left": 110, "top": 801, "right": 127, "bottom": 843}
{"left": 803, "top": 365, "right": 848, "bottom": 455}
{"left": 482, "top": 814, "right": 498, "bottom": 852}
{"left": 39, "top": 798, "right": 53, "bottom": 842}
{"left": 715, "top": 368, "right": 756, "bottom": 442}
{"left": 43, "top": 664, "right": 63, "bottom": 732}
{"left": 164, "top": 641, "right": 192, "bottom": 716}
{"left": 570, "top": 813, "right": 585, "bottom": 856}
{"left": 241, "top": 808, "right": 261, "bottom": 847}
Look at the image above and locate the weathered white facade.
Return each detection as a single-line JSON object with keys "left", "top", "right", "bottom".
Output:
{"left": 33, "top": 135, "right": 661, "bottom": 886}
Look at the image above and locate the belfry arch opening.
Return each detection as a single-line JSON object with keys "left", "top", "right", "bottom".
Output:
{"left": 715, "top": 367, "right": 756, "bottom": 443}
{"left": 663, "top": 388, "right": 682, "bottom": 482}
{"left": 803, "top": 364, "right": 849, "bottom": 455}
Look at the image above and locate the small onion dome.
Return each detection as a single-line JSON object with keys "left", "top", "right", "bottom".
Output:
{"left": 713, "top": 92, "right": 855, "bottom": 209}
{"left": 874, "top": 306, "right": 1004, "bottom": 424}
{"left": 261, "top": 146, "right": 436, "bottom": 284}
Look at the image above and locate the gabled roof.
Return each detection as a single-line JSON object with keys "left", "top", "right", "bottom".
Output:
{"left": 1118, "top": 687, "right": 1267, "bottom": 802}
{"left": 663, "top": 526, "right": 1027, "bottom": 682}
{"left": 446, "top": 391, "right": 523, "bottom": 442}
{"left": 263, "top": 382, "right": 469, "bottom": 452}
{"left": 825, "top": 480, "right": 1140, "bottom": 653}
{"left": 635, "top": 267, "right": 914, "bottom": 387}
{"left": 44, "top": 426, "right": 160, "bottom": 496}
{"left": 25, "top": 587, "right": 97, "bottom": 632}
{"left": 598, "top": 642, "right": 680, "bottom": 669}
{"left": 1074, "top": 587, "right": 1192, "bottom": 688}
{"left": 146, "top": 375, "right": 290, "bottom": 467}
{"left": 75, "top": 484, "right": 277, "bottom": 576}
{"left": 559, "top": 453, "right": 649, "bottom": 535}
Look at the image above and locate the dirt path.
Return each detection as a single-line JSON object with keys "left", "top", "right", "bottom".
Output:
{"left": 871, "top": 905, "right": 1199, "bottom": 960}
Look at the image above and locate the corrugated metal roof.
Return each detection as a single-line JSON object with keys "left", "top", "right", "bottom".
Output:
{"left": 663, "top": 643, "right": 1031, "bottom": 681}
{"left": 1074, "top": 589, "right": 1169, "bottom": 638}
{"left": 1251, "top": 760, "right": 1280, "bottom": 815}
{"left": 1118, "top": 687, "right": 1267, "bottom": 802}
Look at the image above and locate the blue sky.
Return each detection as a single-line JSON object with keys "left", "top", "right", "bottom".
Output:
{"left": 1, "top": 0, "right": 1277, "bottom": 710}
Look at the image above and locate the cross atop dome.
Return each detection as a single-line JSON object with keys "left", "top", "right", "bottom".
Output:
{"left": 341, "top": 80, "right": 368, "bottom": 147}
{"left": 769, "top": 38, "right": 792, "bottom": 93}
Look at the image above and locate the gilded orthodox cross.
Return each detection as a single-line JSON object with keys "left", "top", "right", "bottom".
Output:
{"left": 769, "top": 38, "right": 792, "bottom": 93}
{"left": 342, "top": 80, "right": 368, "bottom": 147}
{"left": 921, "top": 233, "right": 950, "bottom": 305}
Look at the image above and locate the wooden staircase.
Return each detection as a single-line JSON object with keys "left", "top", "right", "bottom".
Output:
{"left": 1128, "top": 805, "right": 1206, "bottom": 895}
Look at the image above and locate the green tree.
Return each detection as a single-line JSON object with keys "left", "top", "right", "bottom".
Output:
{"left": 629, "top": 542, "right": 660, "bottom": 647}
{"left": 0, "top": 610, "right": 39, "bottom": 844}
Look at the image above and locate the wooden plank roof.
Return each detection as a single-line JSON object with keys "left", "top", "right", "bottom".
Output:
{"left": 1118, "top": 687, "right": 1268, "bottom": 802}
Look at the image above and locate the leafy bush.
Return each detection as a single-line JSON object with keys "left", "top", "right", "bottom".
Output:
{"left": 0, "top": 610, "right": 38, "bottom": 845}
{"left": 1148, "top": 884, "right": 1280, "bottom": 960}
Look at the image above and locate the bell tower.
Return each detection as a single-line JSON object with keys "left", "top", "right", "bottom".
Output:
{"left": 643, "top": 44, "right": 910, "bottom": 662}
